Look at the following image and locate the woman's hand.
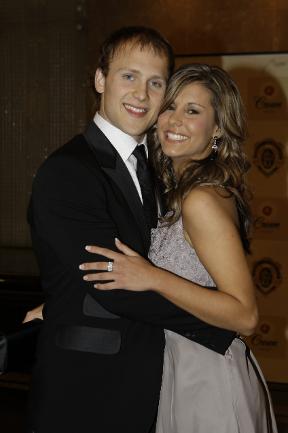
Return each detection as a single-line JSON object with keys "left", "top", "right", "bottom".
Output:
{"left": 79, "top": 238, "right": 159, "bottom": 291}
{"left": 23, "top": 303, "right": 44, "bottom": 323}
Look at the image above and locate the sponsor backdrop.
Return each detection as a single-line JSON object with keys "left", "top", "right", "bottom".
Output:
{"left": 176, "top": 54, "right": 288, "bottom": 383}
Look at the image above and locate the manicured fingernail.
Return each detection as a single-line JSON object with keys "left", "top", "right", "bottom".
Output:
{"left": 115, "top": 237, "right": 119, "bottom": 243}
{"left": 83, "top": 275, "right": 89, "bottom": 280}
{"left": 79, "top": 264, "right": 84, "bottom": 270}
{"left": 94, "top": 284, "right": 98, "bottom": 288}
{"left": 85, "top": 245, "right": 92, "bottom": 251}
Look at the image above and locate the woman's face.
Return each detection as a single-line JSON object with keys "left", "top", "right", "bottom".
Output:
{"left": 157, "top": 82, "right": 220, "bottom": 172}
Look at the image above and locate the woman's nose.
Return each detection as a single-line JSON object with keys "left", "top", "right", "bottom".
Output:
{"left": 168, "top": 110, "right": 183, "bottom": 127}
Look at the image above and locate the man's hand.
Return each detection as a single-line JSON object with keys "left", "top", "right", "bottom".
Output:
{"left": 23, "top": 303, "right": 44, "bottom": 323}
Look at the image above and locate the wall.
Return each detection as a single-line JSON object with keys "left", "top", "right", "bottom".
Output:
{"left": 87, "top": 0, "right": 288, "bottom": 65}
{"left": 0, "top": 0, "right": 87, "bottom": 275}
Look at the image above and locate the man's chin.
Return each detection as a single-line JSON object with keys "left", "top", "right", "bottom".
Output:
{"left": 122, "top": 124, "right": 151, "bottom": 140}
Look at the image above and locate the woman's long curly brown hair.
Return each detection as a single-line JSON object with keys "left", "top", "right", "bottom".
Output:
{"left": 149, "top": 63, "right": 252, "bottom": 252}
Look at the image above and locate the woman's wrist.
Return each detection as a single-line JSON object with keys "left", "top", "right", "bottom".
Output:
{"left": 151, "top": 267, "right": 174, "bottom": 296}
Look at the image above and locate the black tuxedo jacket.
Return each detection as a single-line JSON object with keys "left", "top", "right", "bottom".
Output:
{"left": 27, "top": 122, "right": 234, "bottom": 433}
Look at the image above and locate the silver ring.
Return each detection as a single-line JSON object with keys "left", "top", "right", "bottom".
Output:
{"left": 107, "top": 261, "right": 113, "bottom": 272}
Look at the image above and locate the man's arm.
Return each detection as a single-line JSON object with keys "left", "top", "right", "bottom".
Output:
{"left": 30, "top": 154, "right": 215, "bottom": 333}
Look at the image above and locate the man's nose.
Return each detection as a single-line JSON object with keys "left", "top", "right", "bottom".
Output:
{"left": 133, "top": 81, "right": 148, "bottom": 101}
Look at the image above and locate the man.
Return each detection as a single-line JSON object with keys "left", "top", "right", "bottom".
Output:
{"left": 27, "top": 26, "right": 172, "bottom": 433}
{"left": 27, "top": 26, "right": 232, "bottom": 433}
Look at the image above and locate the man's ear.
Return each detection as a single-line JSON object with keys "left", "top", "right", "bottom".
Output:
{"left": 95, "top": 68, "right": 105, "bottom": 94}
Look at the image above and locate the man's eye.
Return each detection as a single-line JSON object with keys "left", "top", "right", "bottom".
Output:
{"left": 166, "top": 104, "right": 175, "bottom": 111}
{"left": 150, "top": 80, "right": 163, "bottom": 89}
{"left": 122, "top": 74, "right": 134, "bottom": 80}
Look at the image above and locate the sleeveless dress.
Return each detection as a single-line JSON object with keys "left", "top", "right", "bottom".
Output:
{"left": 149, "top": 216, "right": 278, "bottom": 433}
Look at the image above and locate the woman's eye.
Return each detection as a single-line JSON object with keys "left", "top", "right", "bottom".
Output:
{"left": 166, "top": 104, "right": 175, "bottom": 111}
{"left": 187, "top": 109, "right": 199, "bottom": 115}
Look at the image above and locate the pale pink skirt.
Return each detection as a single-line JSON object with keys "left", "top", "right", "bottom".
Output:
{"left": 156, "top": 332, "right": 278, "bottom": 433}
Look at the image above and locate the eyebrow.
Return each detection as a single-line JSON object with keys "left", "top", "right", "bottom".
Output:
{"left": 117, "top": 68, "right": 166, "bottom": 81}
{"left": 186, "top": 102, "right": 206, "bottom": 109}
{"left": 117, "top": 68, "right": 140, "bottom": 74}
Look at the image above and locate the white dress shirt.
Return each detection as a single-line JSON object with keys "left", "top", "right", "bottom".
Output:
{"left": 94, "top": 113, "right": 147, "bottom": 203}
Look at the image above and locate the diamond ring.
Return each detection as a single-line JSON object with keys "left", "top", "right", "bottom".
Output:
{"left": 107, "top": 261, "right": 113, "bottom": 272}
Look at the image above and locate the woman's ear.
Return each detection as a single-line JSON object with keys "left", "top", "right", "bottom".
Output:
{"left": 213, "top": 126, "right": 222, "bottom": 140}
{"left": 95, "top": 68, "right": 105, "bottom": 94}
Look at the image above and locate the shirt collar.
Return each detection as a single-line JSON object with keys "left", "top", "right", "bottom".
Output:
{"left": 93, "top": 113, "right": 147, "bottom": 161}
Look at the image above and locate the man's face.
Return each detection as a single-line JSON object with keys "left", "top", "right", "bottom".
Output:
{"left": 95, "top": 44, "right": 168, "bottom": 141}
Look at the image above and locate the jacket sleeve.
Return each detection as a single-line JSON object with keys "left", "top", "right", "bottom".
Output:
{"left": 30, "top": 153, "right": 213, "bottom": 333}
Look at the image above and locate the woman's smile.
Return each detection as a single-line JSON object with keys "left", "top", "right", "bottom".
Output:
{"left": 157, "top": 81, "right": 220, "bottom": 170}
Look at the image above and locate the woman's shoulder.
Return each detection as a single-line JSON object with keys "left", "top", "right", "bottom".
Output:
{"left": 182, "top": 185, "right": 238, "bottom": 226}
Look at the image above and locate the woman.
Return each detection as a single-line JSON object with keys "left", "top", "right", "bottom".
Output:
{"left": 80, "top": 64, "right": 278, "bottom": 433}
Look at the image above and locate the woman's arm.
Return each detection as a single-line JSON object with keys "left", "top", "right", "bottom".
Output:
{"left": 156, "top": 187, "right": 258, "bottom": 336}
{"left": 81, "top": 188, "right": 258, "bottom": 336}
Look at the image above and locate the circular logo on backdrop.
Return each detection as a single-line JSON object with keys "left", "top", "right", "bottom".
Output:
{"left": 262, "top": 206, "right": 272, "bottom": 216}
{"left": 264, "top": 85, "right": 275, "bottom": 96}
{"left": 252, "top": 258, "right": 282, "bottom": 294}
{"left": 254, "top": 81, "right": 283, "bottom": 112}
{"left": 260, "top": 323, "right": 270, "bottom": 334}
{"left": 253, "top": 201, "right": 280, "bottom": 231}
{"left": 253, "top": 139, "right": 283, "bottom": 176}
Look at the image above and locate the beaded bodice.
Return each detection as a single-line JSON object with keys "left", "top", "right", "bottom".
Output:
{"left": 148, "top": 216, "right": 215, "bottom": 287}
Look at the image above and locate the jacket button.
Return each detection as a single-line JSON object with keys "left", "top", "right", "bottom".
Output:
{"left": 184, "top": 332, "right": 197, "bottom": 339}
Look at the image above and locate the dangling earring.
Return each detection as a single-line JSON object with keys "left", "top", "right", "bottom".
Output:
{"left": 211, "top": 136, "right": 218, "bottom": 152}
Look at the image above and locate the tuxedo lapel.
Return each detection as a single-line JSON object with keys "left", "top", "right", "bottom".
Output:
{"left": 83, "top": 122, "right": 150, "bottom": 246}
{"left": 102, "top": 158, "right": 150, "bottom": 242}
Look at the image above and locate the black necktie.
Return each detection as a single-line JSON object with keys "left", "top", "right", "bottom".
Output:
{"left": 132, "top": 145, "right": 157, "bottom": 228}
